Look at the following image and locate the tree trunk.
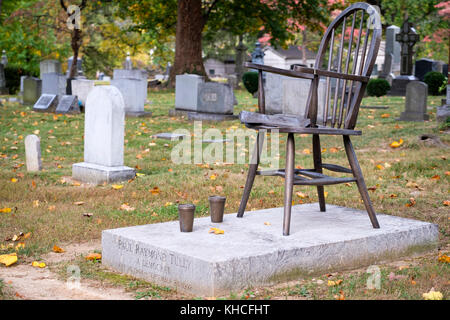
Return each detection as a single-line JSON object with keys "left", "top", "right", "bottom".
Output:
{"left": 68, "top": 28, "right": 82, "bottom": 79}
{"left": 169, "top": 0, "right": 206, "bottom": 87}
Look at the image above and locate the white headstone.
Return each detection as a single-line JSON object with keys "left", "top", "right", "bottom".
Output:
{"left": 25, "top": 135, "right": 42, "bottom": 172}
{"left": 175, "top": 74, "right": 204, "bottom": 111}
{"left": 72, "top": 85, "right": 135, "bottom": 184}
{"left": 71, "top": 79, "right": 94, "bottom": 106}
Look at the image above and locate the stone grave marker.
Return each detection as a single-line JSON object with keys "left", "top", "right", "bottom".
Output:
{"left": 113, "top": 69, "right": 148, "bottom": 106}
{"left": 0, "top": 64, "right": 7, "bottom": 95}
{"left": 42, "top": 72, "right": 66, "bottom": 96}
{"left": 398, "top": 81, "right": 429, "bottom": 121}
{"left": 33, "top": 94, "right": 58, "bottom": 113}
{"left": 23, "top": 77, "right": 42, "bottom": 105}
{"left": 388, "top": 20, "right": 420, "bottom": 96}
{"left": 380, "top": 25, "right": 401, "bottom": 78}
{"left": 197, "top": 82, "right": 234, "bottom": 114}
{"left": 153, "top": 133, "right": 186, "bottom": 140}
{"left": 265, "top": 73, "right": 326, "bottom": 119}
{"left": 414, "top": 58, "right": 441, "bottom": 81}
{"left": 175, "top": 74, "right": 204, "bottom": 111}
{"left": 25, "top": 135, "right": 42, "bottom": 172}
{"left": 111, "top": 78, "right": 151, "bottom": 117}
{"left": 39, "top": 60, "right": 62, "bottom": 79}
{"left": 71, "top": 79, "right": 94, "bottom": 106}
{"left": 72, "top": 85, "right": 135, "bottom": 185}
{"left": 55, "top": 95, "right": 80, "bottom": 114}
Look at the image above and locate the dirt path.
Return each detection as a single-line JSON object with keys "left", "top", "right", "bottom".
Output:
{"left": 0, "top": 241, "right": 134, "bottom": 300}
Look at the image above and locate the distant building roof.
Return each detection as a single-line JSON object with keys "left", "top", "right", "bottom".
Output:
{"left": 264, "top": 45, "right": 316, "bottom": 60}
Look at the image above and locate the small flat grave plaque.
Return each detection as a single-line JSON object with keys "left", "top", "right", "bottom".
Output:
{"left": 33, "top": 94, "right": 57, "bottom": 113}
{"left": 153, "top": 133, "right": 186, "bottom": 140}
{"left": 55, "top": 95, "right": 80, "bottom": 114}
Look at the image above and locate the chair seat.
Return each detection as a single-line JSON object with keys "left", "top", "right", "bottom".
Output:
{"left": 239, "top": 111, "right": 361, "bottom": 136}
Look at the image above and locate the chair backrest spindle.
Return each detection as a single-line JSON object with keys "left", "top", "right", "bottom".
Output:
{"left": 308, "top": 2, "right": 381, "bottom": 130}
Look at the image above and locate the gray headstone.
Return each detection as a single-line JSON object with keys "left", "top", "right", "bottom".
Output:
{"left": 265, "top": 73, "right": 326, "bottom": 119}
{"left": 175, "top": 74, "right": 204, "bottom": 111}
{"left": 436, "top": 105, "right": 450, "bottom": 123}
{"left": 399, "top": 81, "right": 429, "bottom": 121}
{"left": 197, "top": 82, "right": 234, "bottom": 114}
{"left": 447, "top": 84, "right": 450, "bottom": 105}
{"left": 71, "top": 79, "right": 94, "bottom": 106}
{"left": 42, "top": 72, "right": 66, "bottom": 95}
{"left": 113, "top": 69, "right": 148, "bottom": 106}
{"left": 23, "top": 77, "right": 42, "bottom": 105}
{"left": 72, "top": 85, "right": 135, "bottom": 185}
{"left": 20, "top": 75, "right": 27, "bottom": 93}
{"left": 33, "top": 94, "right": 58, "bottom": 113}
{"left": 0, "top": 64, "right": 7, "bottom": 95}
{"left": 153, "top": 133, "right": 186, "bottom": 140}
{"left": 111, "top": 78, "right": 147, "bottom": 115}
{"left": 39, "top": 60, "right": 62, "bottom": 79}
{"left": 55, "top": 95, "right": 80, "bottom": 114}
{"left": 385, "top": 26, "right": 401, "bottom": 73}
{"left": 25, "top": 135, "right": 42, "bottom": 172}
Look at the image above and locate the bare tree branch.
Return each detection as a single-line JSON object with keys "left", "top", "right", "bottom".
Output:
{"left": 204, "top": 0, "right": 219, "bottom": 21}
{"left": 60, "top": 0, "right": 67, "bottom": 12}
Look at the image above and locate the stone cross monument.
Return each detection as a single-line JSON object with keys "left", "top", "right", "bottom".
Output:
{"left": 251, "top": 42, "right": 264, "bottom": 65}
{"left": 396, "top": 19, "right": 419, "bottom": 76}
{"left": 388, "top": 19, "right": 420, "bottom": 96}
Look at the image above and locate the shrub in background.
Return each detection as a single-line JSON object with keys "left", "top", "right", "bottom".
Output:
{"left": 242, "top": 71, "right": 258, "bottom": 95}
{"left": 423, "top": 71, "right": 446, "bottom": 95}
{"left": 366, "top": 78, "right": 391, "bottom": 97}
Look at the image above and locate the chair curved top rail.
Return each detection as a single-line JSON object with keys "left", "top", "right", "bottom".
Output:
{"left": 243, "top": 3, "right": 381, "bottom": 131}
{"left": 312, "top": 2, "right": 381, "bottom": 130}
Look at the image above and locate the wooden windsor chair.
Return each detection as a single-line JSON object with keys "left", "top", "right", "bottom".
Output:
{"left": 237, "top": 2, "right": 382, "bottom": 236}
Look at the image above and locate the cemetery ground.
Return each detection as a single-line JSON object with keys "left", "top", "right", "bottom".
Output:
{"left": 0, "top": 90, "right": 449, "bottom": 300}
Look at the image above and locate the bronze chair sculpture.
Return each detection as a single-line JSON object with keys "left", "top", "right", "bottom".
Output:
{"left": 238, "top": 3, "right": 382, "bottom": 235}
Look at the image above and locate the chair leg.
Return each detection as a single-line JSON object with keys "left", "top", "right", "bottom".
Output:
{"left": 312, "top": 134, "right": 326, "bottom": 212}
{"left": 283, "top": 133, "right": 295, "bottom": 236}
{"left": 237, "top": 131, "right": 265, "bottom": 218}
{"left": 343, "top": 135, "right": 380, "bottom": 228}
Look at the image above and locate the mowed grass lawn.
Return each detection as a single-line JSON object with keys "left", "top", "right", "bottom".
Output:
{"left": 0, "top": 89, "right": 448, "bottom": 300}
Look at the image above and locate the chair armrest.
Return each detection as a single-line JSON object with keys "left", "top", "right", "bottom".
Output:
{"left": 245, "top": 62, "right": 315, "bottom": 80}
{"left": 293, "top": 66, "right": 369, "bottom": 83}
